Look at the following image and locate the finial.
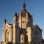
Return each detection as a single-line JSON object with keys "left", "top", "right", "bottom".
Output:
{"left": 23, "top": 1, "right": 26, "bottom": 9}
{"left": 4, "top": 18, "right": 7, "bottom": 24}
{"left": 14, "top": 12, "right": 17, "bottom": 17}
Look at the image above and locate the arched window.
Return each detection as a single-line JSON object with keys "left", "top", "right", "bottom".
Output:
{"left": 5, "top": 29, "right": 9, "bottom": 42}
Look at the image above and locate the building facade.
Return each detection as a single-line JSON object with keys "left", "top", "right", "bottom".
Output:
{"left": 0, "top": 2, "right": 43, "bottom": 44}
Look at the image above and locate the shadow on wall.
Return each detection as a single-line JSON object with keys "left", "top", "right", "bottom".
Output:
{"left": 6, "top": 42, "right": 12, "bottom": 44}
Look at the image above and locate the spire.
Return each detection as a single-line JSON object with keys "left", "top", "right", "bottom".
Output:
{"left": 4, "top": 18, "right": 7, "bottom": 24}
{"left": 23, "top": 1, "right": 26, "bottom": 9}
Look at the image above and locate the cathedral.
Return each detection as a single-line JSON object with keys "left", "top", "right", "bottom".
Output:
{"left": 0, "top": 2, "right": 44, "bottom": 44}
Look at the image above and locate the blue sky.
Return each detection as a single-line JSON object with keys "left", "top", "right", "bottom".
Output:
{"left": 0, "top": 0, "right": 44, "bottom": 41}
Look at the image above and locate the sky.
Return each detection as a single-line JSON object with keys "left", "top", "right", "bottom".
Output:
{"left": 0, "top": 0, "right": 44, "bottom": 42}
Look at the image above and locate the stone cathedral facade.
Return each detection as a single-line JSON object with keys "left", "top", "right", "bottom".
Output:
{"left": 0, "top": 2, "right": 44, "bottom": 44}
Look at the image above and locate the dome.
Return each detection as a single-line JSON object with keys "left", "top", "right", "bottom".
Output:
{"left": 18, "top": 2, "right": 32, "bottom": 18}
{"left": 21, "top": 9, "right": 32, "bottom": 18}
{"left": 18, "top": 9, "right": 32, "bottom": 18}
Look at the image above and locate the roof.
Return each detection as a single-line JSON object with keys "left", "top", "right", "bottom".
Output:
{"left": 9, "top": 24, "right": 12, "bottom": 25}
{"left": 18, "top": 9, "right": 32, "bottom": 19}
{"left": 21, "top": 9, "right": 32, "bottom": 17}
{"left": 32, "top": 24, "right": 42, "bottom": 31}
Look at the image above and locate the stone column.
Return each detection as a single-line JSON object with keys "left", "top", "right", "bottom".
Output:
{"left": 2, "top": 31, "right": 5, "bottom": 42}
{"left": 27, "top": 27, "right": 32, "bottom": 44}
{"left": 9, "top": 29, "right": 12, "bottom": 42}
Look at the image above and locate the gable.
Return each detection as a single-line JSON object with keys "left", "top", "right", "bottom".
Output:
{"left": 2, "top": 22, "right": 12, "bottom": 33}
{"left": 32, "top": 24, "right": 42, "bottom": 32}
{"left": 32, "top": 25, "right": 42, "bottom": 42}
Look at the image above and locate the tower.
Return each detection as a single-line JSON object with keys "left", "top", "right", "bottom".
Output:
{"left": 13, "top": 13, "right": 17, "bottom": 44}
{"left": 13, "top": 13, "right": 20, "bottom": 44}
{"left": 18, "top": 1, "right": 33, "bottom": 28}
{"left": 18, "top": 2, "right": 33, "bottom": 44}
